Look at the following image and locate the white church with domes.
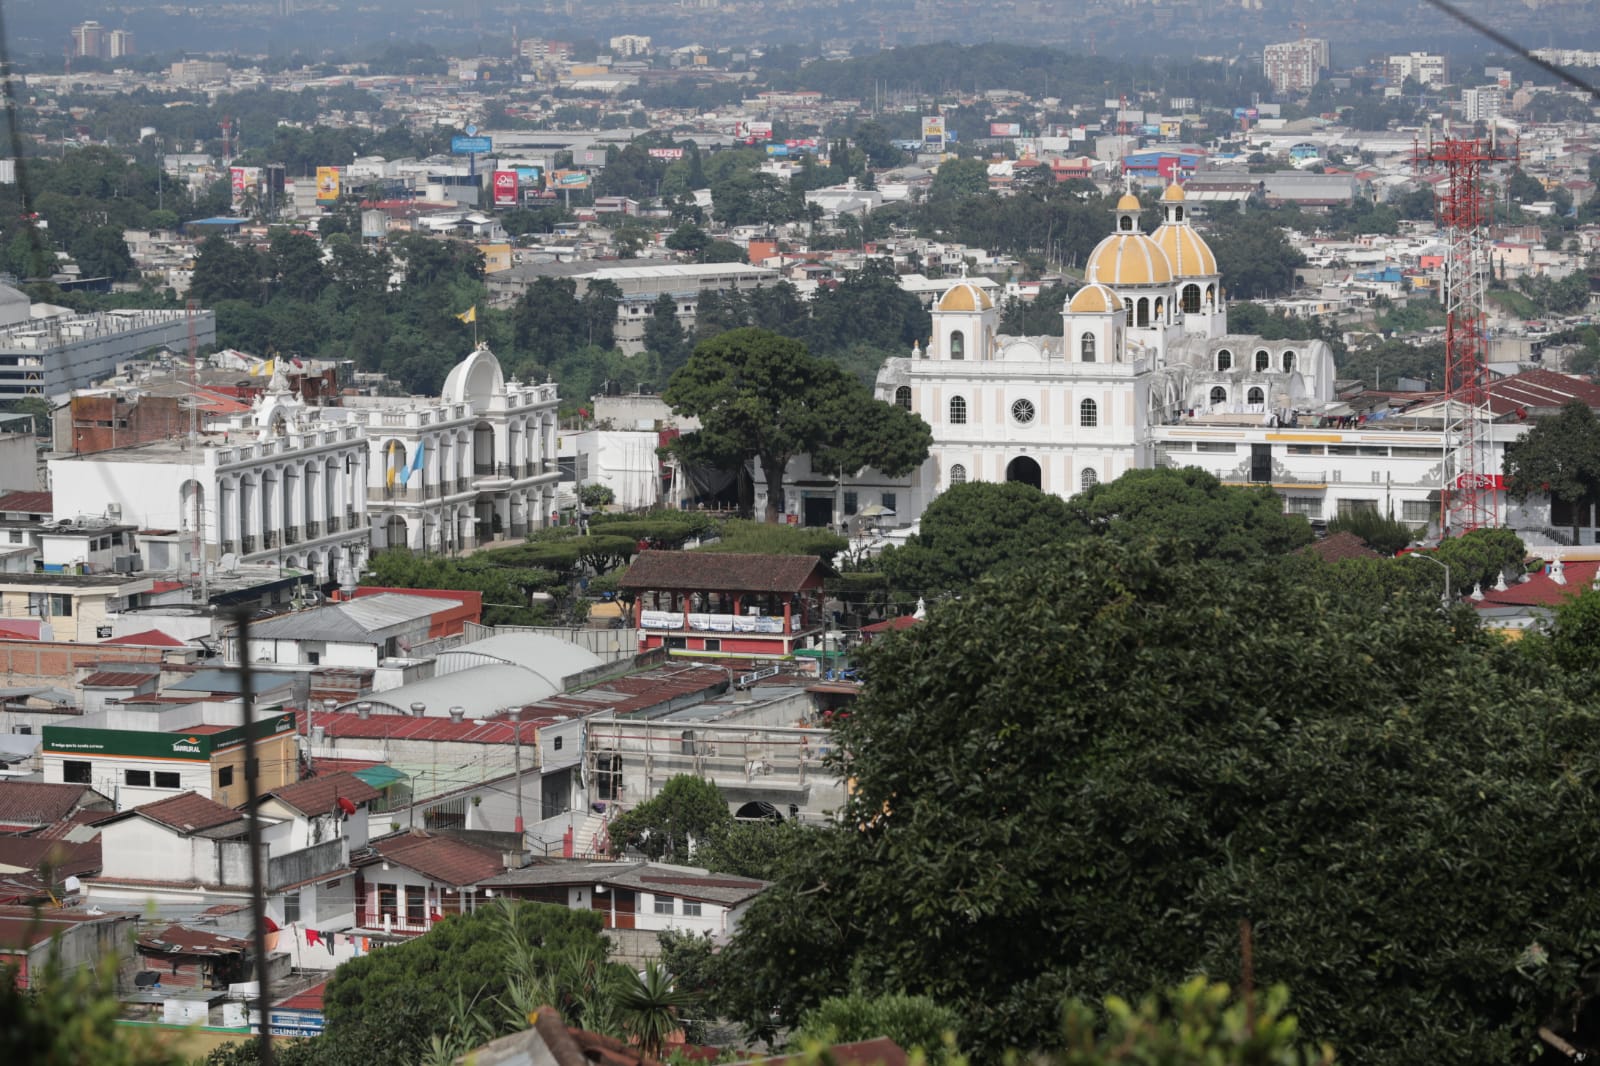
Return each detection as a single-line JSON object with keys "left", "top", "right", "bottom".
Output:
{"left": 864, "top": 182, "right": 1338, "bottom": 523}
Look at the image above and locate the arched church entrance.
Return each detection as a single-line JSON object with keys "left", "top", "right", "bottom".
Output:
{"left": 1005, "top": 456, "right": 1042, "bottom": 490}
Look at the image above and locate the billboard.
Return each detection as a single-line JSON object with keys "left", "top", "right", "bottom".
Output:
{"left": 989, "top": 122, "right": 1022, "bottom": 138}
{"left": 315, "top": 166, "right": 341, "bottom": 203}
{"left": 492, "top": 169, "right": 518, "bottom": 206}
{"left": 451, "top": 135, "right": 493, "bottom": 154}
{"left": 921, "top": 116, "right": 945, "bottom": 141}
{"left": 576, "top": 148, "right": 608, "bottom": 168}
{"left": 551, "top": 169, "right": 591, "bottom": 189}
{"left": 648, "top": 147, "right": 685, "bottom": 161}
{"left": 230, "top": 166, "right": 247, "bottom": 206}
{"left": 514, "top": 165, "right": 544, "bottom": 188}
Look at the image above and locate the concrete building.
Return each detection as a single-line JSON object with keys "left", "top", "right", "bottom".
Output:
{"left": 1463, "top": 86, "right": 1504, "bottom": 125}
{"left": 1389, "top": 52, "right": 1448, "bottom": 87}
{"left": 354, "top": 345, "right": 561, "bottom": 552}
{"left": 0, "top": 285, "right": 214, "bottom": 400}
{"left": 1262, "top": 39, "right": 1328, "bottom": 96}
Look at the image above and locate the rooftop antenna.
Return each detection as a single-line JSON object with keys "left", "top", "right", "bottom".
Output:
{"left": 187, "top": 300, "right": 208, "bottom": 603}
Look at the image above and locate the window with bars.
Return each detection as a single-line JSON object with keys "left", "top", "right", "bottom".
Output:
{"left": 949, "top": 396, "right": 967, "bottom": 424}
{"left": 1079, "top": 398, "right": 1098, "bottom": 428}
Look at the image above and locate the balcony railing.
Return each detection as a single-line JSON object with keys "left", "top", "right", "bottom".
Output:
{"left": 327, "top": 516, "right": 340, "bottom": 534}
{"left": 285, "top": 525, "right": 300, "bottom": 545}
{"left": 474, "top": 463, "right": 495, "bottom": 476}
{"left": 220, "top": 539, "right": 236, "bottom": 555}
{"left": 307, "top": 520, "right": 321, "bottom": 539}
{"left": 263, "top": 530, "right": 278, "bottom": 549}
{"left": 345, "top": 510, "right": 359, "bottom": 529}
{"left": 455, "top": 477, "right": 469, "bottom": 493}
{"left": 241, "top": 534, "right": 256, "bottom": 553}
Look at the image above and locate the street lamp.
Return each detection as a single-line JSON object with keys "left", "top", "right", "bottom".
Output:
{"left": 1406, "top": 551, "right": 1452, "bottom": 610}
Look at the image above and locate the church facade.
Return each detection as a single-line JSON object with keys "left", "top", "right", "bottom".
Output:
{"left": 866, "top": 184, "right": 1339, "bottom": 524}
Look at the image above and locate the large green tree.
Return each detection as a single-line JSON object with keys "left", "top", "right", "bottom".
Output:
{"left": 879, "top": 481, "right": 1074, "bottom": 597}
{"left": 1504, "top": 400, "right": 1600, "bottom": 545}
{"left": 1064, "top": 467, "right": 1313, "bottom": 561}
{"left": 712, "top": 538, "right": 1600, "bottom": 1062}
{"left": 607, "top": 775, "right": 732, "bottom": 862}
{"left": 665, "top": 329, "right": 930, "bottom": 522}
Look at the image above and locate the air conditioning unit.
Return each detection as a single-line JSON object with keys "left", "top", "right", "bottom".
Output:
{"left": 112, "top": 555, "right": 144, "bottom": 573}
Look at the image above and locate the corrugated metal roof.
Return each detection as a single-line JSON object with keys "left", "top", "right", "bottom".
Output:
{"left": 247, "top": 593, "right": 460, "bottom": 643}
{"left": 435, "top": 632, "right": 602, "bottom": 679}
{"left": 340, "top": 663, "right": 562, "bottom": 719}
{"left": 352, "top": 765, "right": 407, "bottom": 789}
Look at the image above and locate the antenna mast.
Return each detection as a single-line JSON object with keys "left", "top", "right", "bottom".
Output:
{"left": 1414, "top": 134, "right": 1513, "bottom": 534}
{"left": 187, "top": 300, "right": 208, "bottom": 602}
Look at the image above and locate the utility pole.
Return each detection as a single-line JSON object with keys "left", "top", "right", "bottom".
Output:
{"left": 511, "top": 708, "right": 525, "bottom": 844}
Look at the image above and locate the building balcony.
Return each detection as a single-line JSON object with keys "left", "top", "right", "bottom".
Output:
{"left": 306, "top": 520, "right": 321, "bottom": 539}
{"left": 455, "top": 477, "right": 469, "bottom": 493}
{"left": 285, "top": 525, "right": 300, "bottom": 545}
{"left": 327, "top": 516, "right": 340, "bottom": 534}
{"left": 345, "top": 510, "right": 359, "bottom": 529}
{"left": 263, "top": 530, "right": 278, "bottom": 549}
{"left": 241, "top": 534, "right": 256, "bottom": 553}
{"left": 220, "top": 539, "right": 236, "bottom": 555}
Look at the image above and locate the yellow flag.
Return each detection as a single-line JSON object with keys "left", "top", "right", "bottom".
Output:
{"left": 457, "top": 306, "right": 477, "bottom": 324}
{"left": 386, "top": 441, "right": 398, "bottom": 489}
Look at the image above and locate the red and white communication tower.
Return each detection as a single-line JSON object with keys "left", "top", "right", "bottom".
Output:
{"left": 1415, "top": 135, "right": 1512, "bottom": 534}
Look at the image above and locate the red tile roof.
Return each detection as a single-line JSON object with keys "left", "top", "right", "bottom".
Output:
{"left": 103, "top": 629, "right": 187, "bottom": 647}
{"left": 261, "top": 771, "right": 382, "bottom": 817}
{"left": 0, "top": 836, "right": 100, "bottom": 881}
{"left": 368, "top": 831, "right": 507, "bottom": 886}
{"left": 0, "top": 491, "right": 53, "bottom": 515}
{"left": 120, "top": 792, "right": 245, "bottom": 834}
{"left": 275, "top": 980, "right": 328, "bottom": 1012}
{"left": 0, "top": 908, "right": 130, "bottom": 950}
{"left": 79, "top": 670, "right": 156, "bottom": 688}
{"left": 1473, "top": 559, "right": 1600, "bottom": 609}
{"left": 34, "top": 808, "right": 117, "bottom": 840}
{"left": 619, "top": 550, "right": 828, "bottom": 594}
{"left": 0, "top": 782, "right": 107, "bottom": 828}
{"left": 137, "top": 923, "right": 249, "bottom": 957}
{"left": 1303, "top": 530, "right": 1383, "bottom": 563}
{"left": 861, "top": 615, "right": 921, "bottom": 634}
{"left": 0, "top": 621, "right": 42, "bottom": 641}
{"left": 1486, "top": 368, "right": 1600, "bottom": 417}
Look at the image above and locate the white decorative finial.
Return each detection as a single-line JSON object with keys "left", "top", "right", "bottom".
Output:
{"left": 912, "top": 597, "right": 926, "bottom": 620}
{"left": 1494, "top": 569, "right": 1508, "bottom": 592}
{"left": 911, "top": 339, "right": 922, "bottom": 358}
{"left": 1550, "top": 558, "right": 1567, "bottom": 585}
{"left": 959, "top": 260, "right": 969, "bottom": 279}
{"left": 1470, "top": 582, "right": 1484, "bottom": 601}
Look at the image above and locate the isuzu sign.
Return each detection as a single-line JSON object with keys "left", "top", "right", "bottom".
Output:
{"left": 493, "top": 170, "right": 518, "bottom": 205}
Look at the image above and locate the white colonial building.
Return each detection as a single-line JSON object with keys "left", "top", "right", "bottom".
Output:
{"left": 353, "top": 346, "right": 561, "bottom": 552}
{"left": 49, "top": 368, "right": 371, "bottom": 585}
{"left": 866, "top": 185, "right": 1339, "bottom": 523}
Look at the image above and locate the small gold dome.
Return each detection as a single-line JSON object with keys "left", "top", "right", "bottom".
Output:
{"left": 1115, "top": 193, "right": 1141, "bottom": 212}
{"left": 935, "top": 281, "right": 994, "bottom": 313}
{"left": 1161, "top": 183, "right": 1186, "bottom": 202}
{"left": 1067, "top": 283, "right": 1125, "bottom": 314}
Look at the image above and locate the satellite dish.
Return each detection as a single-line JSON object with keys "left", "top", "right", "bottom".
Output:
{"left": 63, "top": 875, "right": 81, "bottom": 892}
{"left": 220, "top": 552, "right": 239, "bottom": 573}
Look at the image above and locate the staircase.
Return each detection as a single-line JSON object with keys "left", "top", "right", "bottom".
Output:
{"left": 573, "top": 809, "right": 612, "bottom": 859}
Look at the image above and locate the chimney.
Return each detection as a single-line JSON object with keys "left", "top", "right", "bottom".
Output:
{"left": 449, "top": 706, "right": 465, "bottom": 723}
{"left": 311, "top": 725, "right": 326, "bottom": 744}
{"left": 410, "top": 702, "right": 427, "bottom": 718}
{"left": 356, "top": 702, "right": 372, "bottom": 720}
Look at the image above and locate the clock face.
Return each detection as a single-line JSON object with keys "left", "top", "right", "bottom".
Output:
{"left": 1011, "top": 398, "right": 1036, "bottom": 424}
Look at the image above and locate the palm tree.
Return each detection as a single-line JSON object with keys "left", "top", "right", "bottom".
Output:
{"left": 615, "top": 961, "right": 696, "bottom": 1060}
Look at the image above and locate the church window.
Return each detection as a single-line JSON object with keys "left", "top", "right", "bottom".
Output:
{"left": 950, "top": 464, "right": 967, "bottom": 485}
{"left": 1079, "top": 398, "right": 1098, "bottom": 428}
{"left": 1154, "top": 297, "right": 1164, "bottom": 321}
{"left": 1210, "top": 386, "right": 1228, "bottom": 406}
{"left": 950, "top": 331, "right": 965, "bottom": 360}
{"left": 1205, "top": 284, "right": 1216, "bottom": 307}
{"left": 1137, "top": 298, "right": 1150, "bottom": 328}
{"left": 1216, "top": 349, "right": 1233, "bottom": 371}
{"left": 949, "top": 396, "right": 967, "bottom": 424}
{"left": 894, "top": 386, "right": 911, "bottom": 410}
{"left": 1248, "top": 387, "right": 1265, "bottom": 405}
{"left": 1126, "top": 303, "right": 1134, "bottom": 326}
{"left": 1080, "top": 332, "right": 1096, "bottom": 362}
{"left": 1181, "top": 284, "right": 1202, "bottom": 314}
{"left": 1175, "top": 206, "right": 1185, "bottom": 222}
{"left": 1282, "top": 351, "right": 1296, "bottom": 373}
{"left": 1119, "top": 215, "right": 1133, "bottom": 231}
{"left": 1080, "top": 468, "right": 1099, "bottom": 492}
{"left": 1254, "top": 349, "right": 1270, "bottom": 372}
{"left": 1012, "top": 399, "right": 1036, "bottom": 424}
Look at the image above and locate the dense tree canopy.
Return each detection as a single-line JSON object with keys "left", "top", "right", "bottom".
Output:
{"left": 711, "top": 538, "right": 1600, "bottom": 1063}
{"left": 608, "top": 775, "right": 733, "bottom": 862}
{"left": 1504, "top": 400, "right": 1600, "bottom": 544}
{"left": 665, "top": 329, "right": 930, "bottom": 522}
